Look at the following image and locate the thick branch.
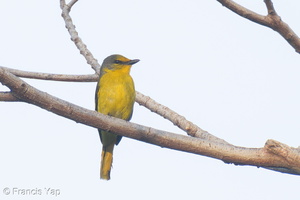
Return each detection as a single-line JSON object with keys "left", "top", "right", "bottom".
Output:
{"left": 217, "top": 0, "right": 300, "bottom": 53}
{"left": 0, "top": 92, "right": 19, "bottom": 101}
{"left": 0, "top": 67, "right": 299, "bottom": 175}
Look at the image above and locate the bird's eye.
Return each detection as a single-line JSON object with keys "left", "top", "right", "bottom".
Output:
{"left": 114, "top": 60, "right": 122, "bottom": 64}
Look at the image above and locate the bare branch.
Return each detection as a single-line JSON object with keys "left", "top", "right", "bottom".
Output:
{"left": 217, "top": 0, "right": 267, "bottom": 26}
{"left": 1, "top": 66, "right": 98, "bottom": 82}
{"left": 264, "top": 0, "right": 277, "bottom": 15}
{"left": 263, "top": 139, "right": 300, "bottom": 175}
{"left": 67, "top": 0, "right": 78, "bottom": 11}
{"left": 60, "top": 0, "right": 101, "bottom": 73}
{"left": 136, "top": 92, "right": 229, "bottom": 145}
{"left": 60, "top": 0, "right": 78, "bottom": 11}
{"left": 0, "top": 92, "right": 19, "bottom": 101}
{"left": 217, "top": 0, "right": 300, "bottom": 53}
{"left": 0, "top": 67, "right": 299, "bottom": 175}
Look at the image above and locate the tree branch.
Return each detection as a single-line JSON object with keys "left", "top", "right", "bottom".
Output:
{"left": 0, "top": 67, "right": 299, "bottom": 175}
{"left": 60, "top": 0, "right": 101, "bottom": 73}
{"left": 0, "top": 92, "right": 19, "bottom": 101}
{"left": 264, "top": 0, "right": 277, "bottom": 15}
{"left": 218, "top": 0, "right": 267, "bottom": 26}
{"left": 217, "top": 0, "right": 300, "bottom": 53}
{"left": 1, "top": 66, "right": 98, "bottom": 82}
{"left": 136, "top": 91, "right": 229, "bottom": 145}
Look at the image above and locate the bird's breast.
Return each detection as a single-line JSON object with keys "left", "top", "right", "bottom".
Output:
{"left": 97, "top": 71, "right": 135, "bottom": 120}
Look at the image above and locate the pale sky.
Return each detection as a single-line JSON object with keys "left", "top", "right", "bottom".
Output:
{"left": 1, "top": 0, "right": 300, "bottom": 199}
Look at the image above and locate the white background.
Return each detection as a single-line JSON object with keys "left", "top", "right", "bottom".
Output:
{"left": 1, "top": 0, "right": 300, "bottom": 199}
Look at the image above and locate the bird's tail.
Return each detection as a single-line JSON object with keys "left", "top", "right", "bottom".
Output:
{"left": 100, "top": 143, "right": 115, "bottom": 180}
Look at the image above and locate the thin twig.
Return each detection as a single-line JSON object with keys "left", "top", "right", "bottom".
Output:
{"left": 67, "top": 0, "right": 78, "bottom": 11}
{"left": 1, "top": 66, "right": 98, "bottom": 82}
{"left": 217, "top": 0, "right": 267, "bottom": 26}
{"left": 264, "top": 0, "right": 277, "bottom": 15}
{"left": 60, "top": 0, "right": 101, "bottom": 73}
{"left": 217, "top": 0, "right": 300, "bottom": 53}
{"left": 136, "top": 92, "right": 229, "bottom": 144}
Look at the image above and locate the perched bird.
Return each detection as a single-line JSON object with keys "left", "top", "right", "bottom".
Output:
{"left": 95, "top": 54, "right": 139, "bottom": 180}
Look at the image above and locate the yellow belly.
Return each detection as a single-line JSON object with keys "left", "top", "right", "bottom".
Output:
{"left": 96, "top": 71, "right": 135, "bottom": 121}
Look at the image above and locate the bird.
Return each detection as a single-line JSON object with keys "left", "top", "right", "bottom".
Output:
{"left": 95, "top": 54, "right": 139, "bottom": 180}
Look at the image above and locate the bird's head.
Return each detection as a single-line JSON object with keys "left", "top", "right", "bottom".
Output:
{"left": 100, "top": 54, "right": 139, "bottom": 74}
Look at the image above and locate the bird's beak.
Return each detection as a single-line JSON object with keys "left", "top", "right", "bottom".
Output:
{"left": 126, "top": 59, "right": 140, "bottom": 65}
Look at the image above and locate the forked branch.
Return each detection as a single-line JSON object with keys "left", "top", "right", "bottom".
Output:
{"left": 217, "top": 0, "right": 300, "bottom": 53}
{"left": 0, "top": 67, "right": 300, "bottom": 175}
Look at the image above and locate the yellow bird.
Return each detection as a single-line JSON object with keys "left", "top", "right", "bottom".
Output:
{"left": 95, "top": 54, "right": 139, "bottom": 180}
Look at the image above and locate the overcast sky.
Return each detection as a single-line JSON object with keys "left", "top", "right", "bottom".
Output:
{"left": 1, "top": 0, "right": 300, "bottom": 199}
